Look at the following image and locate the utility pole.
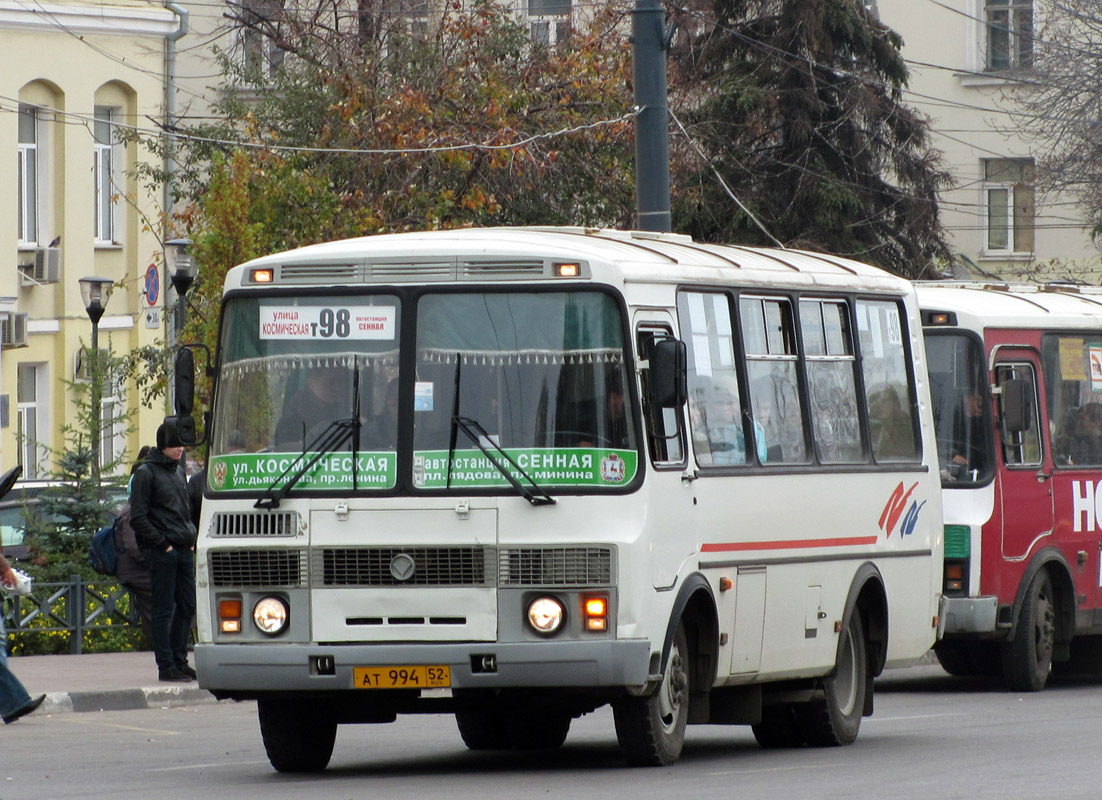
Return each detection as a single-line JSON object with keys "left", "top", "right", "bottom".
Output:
{"left": 632, "top": 0, "right": 672, "bottom": 233}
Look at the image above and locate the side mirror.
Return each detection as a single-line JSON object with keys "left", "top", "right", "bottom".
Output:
{"left": 163, "top": 414, "right": 197, "bottom": 447}
{"left": 649, "top": 339, "right": 687, "bottom": 409}
{"left": 175, "top": 348, "right": 195, "bottom": 416}
{"left": 1000, "top": 379, "right": 1029, "bottom": 434}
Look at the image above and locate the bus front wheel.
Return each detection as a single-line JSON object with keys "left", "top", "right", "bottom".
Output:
{"left": 612, "top": 621, "right": 690, "bottom": 766}
{"left": 797, "top": 612, "right": 867, "bottom": 746}
{"left": 257, "top": 697, "right": 337, "bottom": 773}
{"left": 1002, "top": 569, "right": 1055, "bottom": 692}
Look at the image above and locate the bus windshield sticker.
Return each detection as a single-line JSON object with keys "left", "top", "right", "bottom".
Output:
{"left": 412, "top": 448, "right": 637, "bottom": 488}
{"left": 259, "top": 306, "right": 397, "bottom": 341}
{"left": 414, "top": 381, "right": 434, "bottom": 411}
{"left": 208, "top": 451, "right": 397, "bottom": 491}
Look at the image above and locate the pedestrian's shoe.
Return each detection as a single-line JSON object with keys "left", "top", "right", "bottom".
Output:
{"left": 3, "top": 694, "right": 46, "bottom": 724}
{"left": 158, "top": 668, "right": 194, "bottom": 682}
{"left": 177, "top": 663, "right": 198, "bottom": 679}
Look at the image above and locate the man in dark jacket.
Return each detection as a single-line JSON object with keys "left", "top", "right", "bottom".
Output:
{"left": 130, "top": 423, "right": 197, "bottom": 682}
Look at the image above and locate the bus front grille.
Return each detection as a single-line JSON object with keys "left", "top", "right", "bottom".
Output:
{"left": 210, "top": 511, "right": 299, "bottom": 538}
{"left": 498, "top": 546, "right": 614, "bottom": 587}
{"left": 209, "top": 548, "right": 308, "bottom": 587}
{"left": 317, "top": 547, "right": 491, "bottom": 586}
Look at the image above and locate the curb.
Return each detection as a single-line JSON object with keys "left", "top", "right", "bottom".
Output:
{"left": 35, "top": 686, "right": 220, "bottom": 717}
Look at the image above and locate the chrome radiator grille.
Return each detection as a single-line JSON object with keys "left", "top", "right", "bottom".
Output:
{"left": 209, "top": 548, "right": 308, "bottom": 587}
{"left": 498, "top": 546, "right": 614, "bottom": 586}
{"left": 317, "top": 547, "right": 492, "bottom": 587}
{"left": 210, "top": 511, "right": 299, "bottom": 538}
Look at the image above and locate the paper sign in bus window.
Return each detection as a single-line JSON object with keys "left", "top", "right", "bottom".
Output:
{"left": 1090, "top": 347, "right": 1102, "bottom": 391}
{"left": 414, "top": 381, "right": 434, "bottom": 411}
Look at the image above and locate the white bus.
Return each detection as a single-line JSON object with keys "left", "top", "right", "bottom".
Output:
{"left": 187, "top": 227, "right": 943, "bottom": 770}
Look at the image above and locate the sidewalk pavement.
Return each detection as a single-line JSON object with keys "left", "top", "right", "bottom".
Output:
{"left": 7, "top": 651, "right": 220, "bottom": 720}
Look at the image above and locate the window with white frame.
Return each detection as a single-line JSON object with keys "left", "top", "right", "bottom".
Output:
{"left": 101, "top": 377, "right": 127, "bottom": 469}
{"left": 985, "top": 0, "right": 1032, "bottom": 71}
{"left": 983, "top": 158, "right": 1035, "bottom": 255}
{"left": 93, "top": 106, "right": 117, "bottom": 244}
{"left": 235, "top": 0, "right": 286, "bottom": 81}
{"left": 17, "top": 105, "right": 38, "bottom": 246}
{"left": 17, "top": 363, "right": 47, "bottom": 479}
{"left": 528, "top": 0, "right": 571, "bottom": 46}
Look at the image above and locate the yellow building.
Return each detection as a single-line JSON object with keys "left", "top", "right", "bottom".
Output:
{"left": 1, "top": 0, "right": 184, "bottom": 479}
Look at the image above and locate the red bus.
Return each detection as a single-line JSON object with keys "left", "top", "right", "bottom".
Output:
{"left": 919, "top": 281, "right": 1102, "bottom": 690}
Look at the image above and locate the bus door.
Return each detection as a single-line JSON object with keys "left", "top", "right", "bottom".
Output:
{"left": 991, "top": 352, "right": 1052, "bottom": 564}
{"left": 634, "top": 312, "right": 695, "bottom": 590}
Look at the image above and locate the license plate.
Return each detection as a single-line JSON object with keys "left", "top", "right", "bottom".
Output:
{"left": 353, "top": 665, "right": 451, "bottom": 689}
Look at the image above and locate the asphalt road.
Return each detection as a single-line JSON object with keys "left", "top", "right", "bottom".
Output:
{"left": 3, "top": 663, "right": 1098, "bottom": 800}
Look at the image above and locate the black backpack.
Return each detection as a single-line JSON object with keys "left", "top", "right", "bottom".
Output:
{"left": 88, "top": 518, "right": 118, "bottom": 576}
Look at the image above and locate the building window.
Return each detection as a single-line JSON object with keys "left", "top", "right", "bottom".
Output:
{"left": 983, "top": 158, "right": 1035, "bottom": 255}
{"left": 17, "top": 105, "right": 38, "bottom": 246}
{"left": 93, "top": 106, "right": 117, "bottom": 245}
{"left": 528, "top": 0, "right": 571, "bottom": 46}
{"left": 17, "top": 363, "right": 47, "bottom": 479}
{"left": 986, "top": 0, "right": 1032, "bottom": 71}
{"left": 236, "top": 0, "right": 286, "bottom": 81}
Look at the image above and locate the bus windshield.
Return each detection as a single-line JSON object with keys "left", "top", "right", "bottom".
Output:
{"left": 925, "top": 333, "right": 994, "bottom": 486}
{"left": 207, "top": 290, "right": 638, "bottom": 494}
{"left": 410, "top": 291, "right": 637, "bottom": 490}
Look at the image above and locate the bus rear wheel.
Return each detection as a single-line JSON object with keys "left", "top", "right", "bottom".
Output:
{"left": 257, "top": 697, "right": 337, "bottom": 773}
{"left": 613, "top": 621, "right": 690, "bottom": 766}
{"left": 1002, "top": 569, "right": 1055, "bottom": 692}
{"left": 797, "top": 612, "right": 867, "bottom": 747}
{"left": 752, "top": 704, "right": 806, "bottom": 748}
{"left": 503, "top": 712, "right": 572, "bottom": 750}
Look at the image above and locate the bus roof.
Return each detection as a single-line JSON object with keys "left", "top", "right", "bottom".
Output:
{"left": 225, "top": 227, "right": 912, "bottom": 294}
{"left": 915, "top": 281, "right": 1102, "bottom": 330}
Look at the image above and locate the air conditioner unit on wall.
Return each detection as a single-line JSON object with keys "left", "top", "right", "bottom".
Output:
{"left": 18, "top": 246, "right": 61, "bottom": 286}
{"left": 0, "top": 313, "right": 28, "bottom": 348}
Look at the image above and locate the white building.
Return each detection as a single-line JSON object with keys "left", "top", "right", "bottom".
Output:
{"left": 877, "top": 0, "right": 1101, "bottom": 279}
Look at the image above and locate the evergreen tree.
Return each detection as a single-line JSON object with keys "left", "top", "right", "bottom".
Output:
{"left": 669, "top": 0, "right": 952, "bottom": 277}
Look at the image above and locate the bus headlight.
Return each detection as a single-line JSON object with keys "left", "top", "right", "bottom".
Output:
{"left": 527, "top": 596, "right": 565, "bottom": 635}
{"left": 252, "top": 596, "right": 290, "bottom": 636}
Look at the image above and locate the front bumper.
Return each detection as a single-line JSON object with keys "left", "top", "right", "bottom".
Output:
{"left": 195, "top": 639, "right": 652, "bottom": 693}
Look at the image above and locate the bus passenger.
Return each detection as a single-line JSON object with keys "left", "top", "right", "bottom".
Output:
{"left": 1070, "top": 403, "right": 1102, "bottom": 466}
{"left": 274, "top": 365, "right": 352, "bottom": 450}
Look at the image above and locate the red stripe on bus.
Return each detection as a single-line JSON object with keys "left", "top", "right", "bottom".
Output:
{"left": 700, "top": 536, "right": 880, "bottom": 552}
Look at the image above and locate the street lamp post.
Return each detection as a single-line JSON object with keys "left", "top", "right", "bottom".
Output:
{"left": 166, "top": 238, "right": 195, "bottom": 338}
{"left": 78, "top": 276, "right": 112, "bottom": 486}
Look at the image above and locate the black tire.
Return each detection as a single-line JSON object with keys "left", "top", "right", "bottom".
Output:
{"left": 751, "top": 705, "right": 806, "bottom": 749}
{"left": 257, "top": 698, "right": 337, "bottom": 773}
{"left": 1002, "top": 570, "right": 1056, "bottom": 692}
{"left": 797, "top": 612, "right": 867, "bottom": 747}
{"left": 503, "top": 712, "right": 572, "bottom": 750}
{"left": 934, "top": 641, "right": 1002, "bottom": 677}
{"left": 613, "top": 621, "right": 690, "bottom": 766}
{"left": 455, "top": 707, "right": 511, "bottom": 750}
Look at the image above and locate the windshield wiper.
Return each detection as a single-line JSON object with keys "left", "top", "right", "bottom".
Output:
{"left": 450, "top": 415, "right": 555, "bottom": 507}
{"left": 255, "top": 418, "right": 358, "bottom": 510}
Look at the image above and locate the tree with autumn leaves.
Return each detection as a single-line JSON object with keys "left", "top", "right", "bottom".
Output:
{"left": 141, "top": 0, "right": 952, "bottom": 424}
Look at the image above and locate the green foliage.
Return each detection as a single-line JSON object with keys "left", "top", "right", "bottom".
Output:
{"left": 19, "top": 347, "right": 131, "bottom": 581}
{"left": 670, "top": 0, "right": 952, "bottom": 277}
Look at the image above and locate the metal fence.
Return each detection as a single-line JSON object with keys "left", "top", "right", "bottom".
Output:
{"left": 2, "top": 574, "right": 141, "bottom": 655}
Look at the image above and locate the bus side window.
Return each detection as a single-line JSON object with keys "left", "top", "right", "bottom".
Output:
{"left": 996, "top": 363, "right": 1042, "bottom": 466}
{"left": 638, "top": 327, "right": 685, "bottom": 466}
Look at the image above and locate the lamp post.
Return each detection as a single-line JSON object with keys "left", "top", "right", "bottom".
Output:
{"left": 78, "top": 276, "right": 112, "bottom": 485}
{"left": 166, "top": 238, "right": 195, "bottom": 338}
